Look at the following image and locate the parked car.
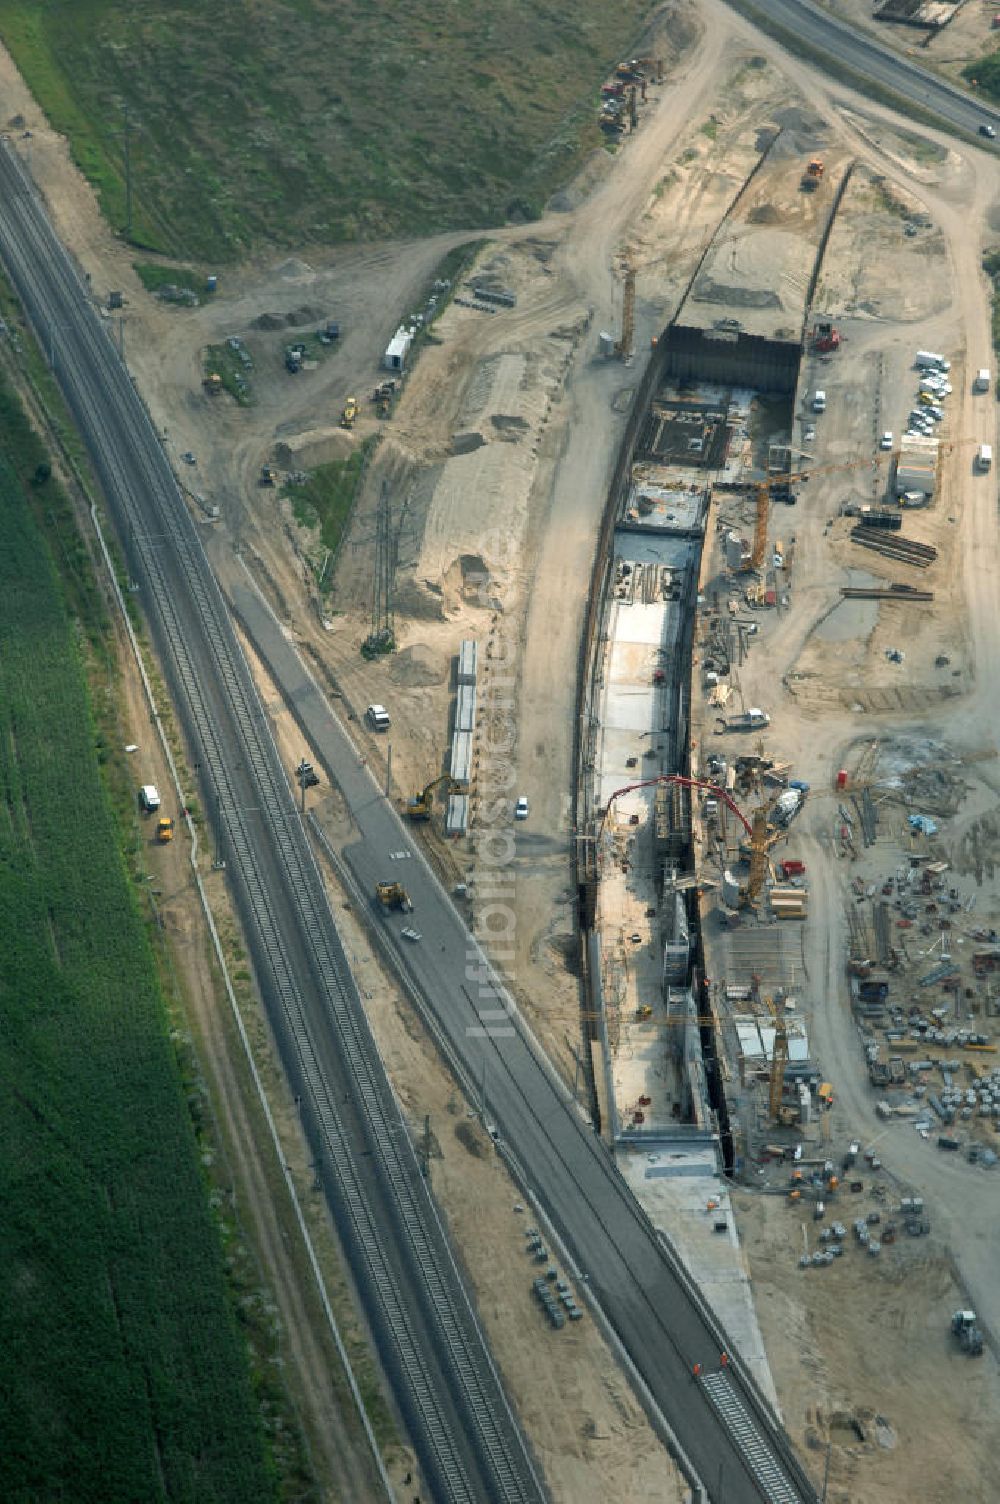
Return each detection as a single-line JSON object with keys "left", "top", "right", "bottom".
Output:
{"left": 515, "top": 796, "right": 529, "bottom": 820}
{"left": 980, "top": 123, "right": 997, "bottom": 139}
{"left": 879, "top": 431, "right": 893, "bottom": 450}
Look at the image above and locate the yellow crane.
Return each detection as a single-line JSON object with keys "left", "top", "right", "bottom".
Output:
{"left": 749, "top": 435, "right": 981, "bottom": 573}
{"left": 763, "top": 994, "right": 794, "bottom": 1125}
{"left": 746, "top": 806, "right": 784, "bottom": 905}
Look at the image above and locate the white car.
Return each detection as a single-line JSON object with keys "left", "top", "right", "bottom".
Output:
{"left": 804, "top": 425, "right": 816, "bottom": 443}
{"left": 400, "top": 926, "right": 422, "bottom": 942}
{"left": 879, "top": 431, "right": 893, "bottom": 450}
{"left": 514, "top": 796, "right": 529, "bottom": 820}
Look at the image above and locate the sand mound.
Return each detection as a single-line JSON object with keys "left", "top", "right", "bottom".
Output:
{"left": 275, "top": 257, "right": 315, "bottom": 282}
{"left": 389, "top": 643, "right": 449, "bottom": 687}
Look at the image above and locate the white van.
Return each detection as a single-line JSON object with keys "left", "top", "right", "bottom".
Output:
{"left": 976, "top": 444, "right": 993, "bottom": 473}
{"left": 365, "top": 703, "right": 391, "bottom": 731}
{"left": 812, "top": 389, "right": 827, "bottom": 413}
{"left": 139, "top": 784, "right": 161, "bottom": 813}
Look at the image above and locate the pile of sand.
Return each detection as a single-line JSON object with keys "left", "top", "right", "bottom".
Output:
{"left": 389, "top": 643, "right": 449, "bottom": 687}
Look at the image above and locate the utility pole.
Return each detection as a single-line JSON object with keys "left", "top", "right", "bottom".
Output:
{"left": 818, "top": 1437, "right": 836, "bottom": 1497}
{"left": 385, "top": 743, "right": 392, "bottom": 798}
{"left": 296, "top": 757, "right": 317, "bottom": 814}
{"left": 362, "top": 481, "right": 395, "bottom": 658}
{"left": 212, "top": 791, "right": 226, "bottom": 870}
{"left": 122, "top": 102, "right": 134, "bottom": 240}
{"left": 419, "top": 1115, "right": 432, "bottom": 1178}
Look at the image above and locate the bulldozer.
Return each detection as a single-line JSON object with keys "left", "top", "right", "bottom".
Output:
{"left": 375, "top": 881, "right": 413, "bottom": 913}
{"left": 812, "top": 320, "right": 840, "bottom": 353}
{"left": 405, "top": 774, "right": 458, "bottom": 821}
{"left": 156, "top": 817, "right": 174, "bottom": 843}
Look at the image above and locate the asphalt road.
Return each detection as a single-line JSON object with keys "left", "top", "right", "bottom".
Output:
{"left": 224, "top": 571, "right": 819, "bottom": 1504}
{"left": 0, "top": 140, "right": 543, "bottom": 1504}
{"left": 728, "top": 0, "right": 1000, "bottom": 138}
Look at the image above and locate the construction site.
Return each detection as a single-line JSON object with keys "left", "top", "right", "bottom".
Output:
{"left": 8, "top": 3, "right": 1000, "bottom": 1500}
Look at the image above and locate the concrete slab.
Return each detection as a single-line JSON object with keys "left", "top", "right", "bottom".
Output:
{"left": 618, "top": 1140, "right": 779, "bottom": 1408}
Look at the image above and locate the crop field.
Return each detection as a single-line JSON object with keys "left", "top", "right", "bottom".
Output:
{"left": 0, "top": 408, "right": 275, "bottom": 1499}
{"left": 0, "top": 0, "right": 672, "bottom": 260}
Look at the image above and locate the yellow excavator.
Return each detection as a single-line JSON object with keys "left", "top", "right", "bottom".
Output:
{"left": 404, "top": 774, "right": 458, "bottom": 821}
{"left": 156, "top": 817, "right": 174, "bottom": 843}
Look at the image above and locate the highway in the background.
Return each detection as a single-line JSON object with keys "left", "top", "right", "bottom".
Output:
{"left": 729, "top": 0, "right": 1000, "bottom": 138}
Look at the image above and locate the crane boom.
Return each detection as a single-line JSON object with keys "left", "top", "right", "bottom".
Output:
{"left": 601, "top": 773, "right": 752, "bottom": 836}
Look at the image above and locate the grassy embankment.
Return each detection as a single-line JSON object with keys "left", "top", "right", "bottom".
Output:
{"left": 0, "top": 0, "right": 669, "bottom": 262}
{"left": 0, "top": 377, "right": 280, "bottom": 1502}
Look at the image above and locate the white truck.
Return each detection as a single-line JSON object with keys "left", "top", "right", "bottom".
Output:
{"left": 365, "top": 703, "right": 391, "bottom": 731}
{"left": 915, "top": 350, "right": 950, "bottom": 372}
{"left": 723, "top": 707, "right": 770, "bottom": 732}
{"left": 976, "top": 444, "right": 993, "bottom": 473}
{"left": 973, "top": 367, "right": 992, "bottom": 393}
{"left": 138, "top": 784, "right": 161, "bottom": 813}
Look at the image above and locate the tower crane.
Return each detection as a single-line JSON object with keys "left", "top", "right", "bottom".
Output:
{"left": 615, "top": 248, "right": 635, "bottom": 361}
{"left": 747, "top": 806, "right": 784, "bottom": 904}
{"left": 747, "top": 435, "right": 981, "bottom": 573}
{"left": 763, "top": 993, "right": 794, "bottom": 1125}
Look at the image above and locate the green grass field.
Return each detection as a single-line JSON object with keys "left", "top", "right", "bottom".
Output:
{"left": 0, "top": 386, "right": 277, "bottom": 1501}
{"left": 965, "top": 51, "right": 1000, "bottom": 103}
{"left": 289, "top": 441, "right": 372, "bottom": 556}
{"left": 0, "top": 0, "right": 669, "bottom": 260}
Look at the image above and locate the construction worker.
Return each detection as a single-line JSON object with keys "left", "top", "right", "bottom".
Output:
{"left": 692, "top": 1362, "right": 702, "bottom": 1380}
{"left": 720, "top": 1351, "right": 729, "bottom": 1369}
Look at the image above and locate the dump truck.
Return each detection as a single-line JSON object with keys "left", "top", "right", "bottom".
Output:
{"left": 951, "top": 1310, "right": 984, "bottom": 1356}
{"left": 801, "top": 158, "right": 824, "bottom": 191}
{"left": 375, "top": 881, "right": 413, "bottom": 913}
{"left": 156, "top": 817, "right": 174, "bottom": 843}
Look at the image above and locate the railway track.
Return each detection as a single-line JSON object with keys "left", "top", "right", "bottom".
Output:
{"left": 0, "top": 138, "right": 543, "bottom": 1504}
